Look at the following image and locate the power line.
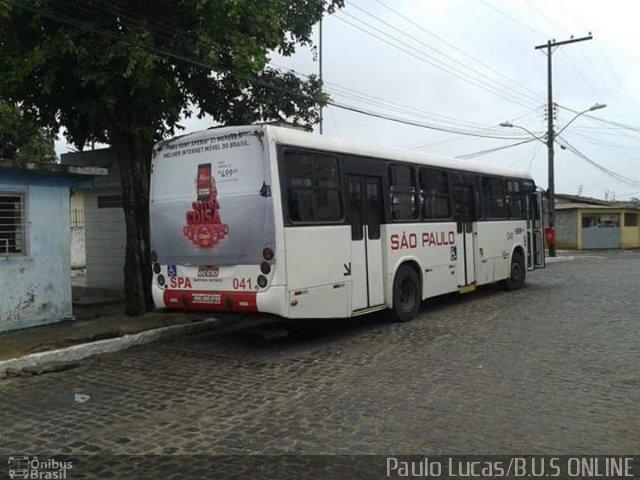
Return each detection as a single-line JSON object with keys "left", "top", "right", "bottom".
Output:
{"left": 369, "top": 0, "right": 543, "bottom": 101}
{"left": 554, "top": 0, "right": 639, "bottom": 112}
{"left": 457, "top": 139, "right": 535, "bottom": 159}
{"left": 98, "top": 0, "right": 542, "bottom": 135}
{"left": 616, "top": 190, "right": 640, "bottom": 198}
{"left": 593, "top": 39, "right": 640, "bottom": 113}
{"left": 348, "top": 0, "right": 542, "bottom": 104}
{"left": 518, "top": 0, "right": 636, "bottom": 122}
{"left": 556, "top": 136, "right": 640, "bottom": 186}
{"left": 556, "top": 104, "right": 640, "bottom": 134}
{"left": 329, "top": 101, "right": 536, "bottom": 139}
{"left": 4, "top": 0, "right": 544, "bottom": 145}
{"left": 60, "top": 0, "right": 531, "bottom": 134}
{"left": 574, "top": 44, "right": 636, "bottom": 123}
{"left": 46, "top": 0, "right": 520, "bottom": 136}
{"left": 332, "top": 13, "right": 538, "bottom": 109}
{"left": 560, "top": 130, "right": 640, "bottom": 151}
{"left": 527, "top": 141, "right": 543, "bottom": 171}
{"left": 481, "top": 0, "right": 636, "bottom": 126}
{"left": 558, "top": 49, "right": 603, "bottom": 101}
{"left": 269, "top": 63, "right": 537, "bottom": 136}
{"left": 520, "top": 0, "right": 572, "bottom": 35}
{"left": 480, "top": 0, "right": 548, "bottom": 37}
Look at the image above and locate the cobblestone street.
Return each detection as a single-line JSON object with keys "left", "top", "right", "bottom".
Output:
{"left": 1, "top": 251, "right": 639, "bottom": 460}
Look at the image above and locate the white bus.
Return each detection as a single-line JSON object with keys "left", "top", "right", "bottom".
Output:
{"left": 150, "top": 125, "right": 545, "bottom": 322}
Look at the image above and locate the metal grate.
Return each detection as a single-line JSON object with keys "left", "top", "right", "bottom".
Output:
{"left": 0, "top": 194, "right": 27, "bottom": 256}
{"left": 97, "top": 195, "right": 123, "bottom": 209}
{"left": 71, "top": 208, "right": 85, "bottom": 227}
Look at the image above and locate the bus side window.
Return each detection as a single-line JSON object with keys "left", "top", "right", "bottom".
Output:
{"left": 419, "top": 168, "right": 451, "bottom": 219}
{"left": 284, "top": 152, "right": 314, "bottom": 222}
{"left": 312, "top": 155, "right": 342, "bottom": 221}
{"left": 481, "top": 176, "right": 507, "bottom": 219}
{"left": 507, "top": 180, "right": 525, "bottom": 219}
{"left": 283, "top": 151, "right": 342, "bottom": 223}
{"left": 389, "top": 164, "right": 418, "bottom": 221}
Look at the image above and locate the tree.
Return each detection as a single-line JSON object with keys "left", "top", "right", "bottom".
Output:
{"left": 0, "top": 0, "right": 342, "bottom": 314}
{"left": 0, "top": 101, "right": 56, "bottom": 163}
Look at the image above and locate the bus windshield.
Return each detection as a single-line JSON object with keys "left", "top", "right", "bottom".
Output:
{"left": 150, "top": 127, "right": 274, "bottom": 267}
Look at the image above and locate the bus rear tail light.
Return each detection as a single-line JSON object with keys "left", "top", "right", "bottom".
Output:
{"left": 260, "top": 262, "right": 271, "bottom": 275}
{"left": 157, "top": 274, "right": 165, "bottom": 286}
{"left": 262, "top": 247, "right": 274, "bottom": 261}
{"left": 153, "top": 263, "right": 161, "bottom": 274}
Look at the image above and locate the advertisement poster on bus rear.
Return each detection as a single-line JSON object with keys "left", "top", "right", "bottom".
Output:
{"left": 150, "top": 128, "right": 275, "bottom": 266}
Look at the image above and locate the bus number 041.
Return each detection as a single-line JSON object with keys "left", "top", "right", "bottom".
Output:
{"left": 232, "top": 278, "right": 252, "bottom": 290}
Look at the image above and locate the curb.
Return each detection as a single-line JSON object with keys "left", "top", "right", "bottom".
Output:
{"left": 546, "top": 256, "right": 575, "bottom": 263}
{"left": 0, "top": 318, "right": 219, "bottom": 379}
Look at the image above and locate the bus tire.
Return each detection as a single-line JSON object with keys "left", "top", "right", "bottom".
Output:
{"left": 391, "top": 264, "right": 422, "bottom": 322}
{"left": 501, "top": 251, "right": 526, "bottom": 291}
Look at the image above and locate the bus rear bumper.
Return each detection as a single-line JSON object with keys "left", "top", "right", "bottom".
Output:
{"left": 153, "top": 284, "right": 287, "bottom": 316}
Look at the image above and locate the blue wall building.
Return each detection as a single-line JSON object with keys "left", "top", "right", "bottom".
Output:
{"left": 0, "top": 160, "right": 106, "bottom": 332}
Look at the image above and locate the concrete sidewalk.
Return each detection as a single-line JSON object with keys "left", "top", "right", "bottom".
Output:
{"left": 0, "top": 311, "right": 226, "bottom": 378}
{"left": 0, "top": 311, "right": 212, "bottom": 362}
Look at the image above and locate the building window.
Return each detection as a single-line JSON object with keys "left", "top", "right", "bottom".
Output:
{"left": 582, "top": 214, "right": 620, "bottom": 228}
{"left": 624, "top": 213, "right": 638, "bottom": 227}
{"left": 419, "top": 168, "right": 451, "bottom": 219}
{"left": 98, "top": 195, "right": 123, "bottom": 208}
{"left": 0, "top": 193, "right": 26, "bottom": 256}
{"left": 284, "top": 151, "right": 342, "bottom": 223}
{"left": 481, "top": 176, "right": 507, "bottom": 219}
{"left": 389, "top": 164, "right": 418, "bottom": 221}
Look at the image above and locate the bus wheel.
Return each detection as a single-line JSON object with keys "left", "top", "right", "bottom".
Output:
{"left": 392, "top": 265, "right": 421, "bottom": 322}
{"left": 501, "top": 251, "right": 526, "bottom": 291}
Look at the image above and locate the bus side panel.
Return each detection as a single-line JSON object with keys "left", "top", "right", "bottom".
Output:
{"left": 383, "top": 222, "right": 459, "bottom": 301}
{"left": 283, "top": 226, "right": 352, "bottom": 318}
{"left": 265, "top": 130, "right": 288, "bottom": 292}
{"left": 474, "top": 220, "right": 527, "bottom": 284}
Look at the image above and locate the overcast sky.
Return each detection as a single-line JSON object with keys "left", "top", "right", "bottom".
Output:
{"left": 55, "top": 0, "right": 640, "bottom": 200}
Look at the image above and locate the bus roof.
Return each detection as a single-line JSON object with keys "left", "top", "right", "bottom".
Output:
{"left": 268, "top": 125, "right": 533, "bottom": 180}
{"left": 156, "top": 125, "right": 533, "bottom": 181}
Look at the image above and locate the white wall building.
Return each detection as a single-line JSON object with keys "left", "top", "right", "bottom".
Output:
{"left": 61, "top": 149, "right": 125, "bottom": 290}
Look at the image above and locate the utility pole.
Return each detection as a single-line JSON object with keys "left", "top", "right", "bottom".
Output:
{"left": 319, "top": 14, "right": 324, "bottom": 135}
{"left": 535, "top": 34, "right": 592, "bottom": 257}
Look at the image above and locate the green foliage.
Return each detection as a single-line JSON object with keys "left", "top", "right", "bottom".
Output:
{"left": 0, "top": 0, "right": 342, "bottom": 314}
{"left": 0, "top": 101, "right": 56, "bottom": 162}
{"left": 0, "top": 0, "right": 343, "bottom": 148}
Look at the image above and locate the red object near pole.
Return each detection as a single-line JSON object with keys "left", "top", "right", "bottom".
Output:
{"left": 545, "top": 226, "right": 556, "bottom": 247}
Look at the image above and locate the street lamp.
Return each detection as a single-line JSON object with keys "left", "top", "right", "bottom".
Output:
{"left": 499, "top": 102, "right": 606, "bottom": 257}
{"left": 498, "top": 122, "right": 546, "bottom": 144}
{"left": 555, "top": 103, "right": 606, "bottom": 137}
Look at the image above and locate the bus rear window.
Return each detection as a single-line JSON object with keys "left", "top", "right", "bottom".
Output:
{"left": 284, "top": 151, "right": 343, "bottom": 223}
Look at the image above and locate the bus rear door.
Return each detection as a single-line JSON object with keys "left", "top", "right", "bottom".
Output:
{"left": 527, "top": 190, "right": 545, "bottom": 270}
{"left": 347, "top": 176, "right": 385, "bottom": 311}
{"left": 452, "top": 184, "right": 476, "bottom": 287}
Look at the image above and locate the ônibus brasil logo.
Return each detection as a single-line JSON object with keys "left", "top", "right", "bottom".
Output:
{"left": 8, "top": 456, "right": 72, "bottom": 479}
{"left": 183, "top": 163, "right": 229, "bottom": 248}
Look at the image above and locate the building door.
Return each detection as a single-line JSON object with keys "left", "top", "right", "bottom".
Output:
{"left": 452, "top": 185, "right": 476, "bottom": 286}
{"left": 582, "top": 213, "right": 621, "bottom": 249}
{"left": 347, "top": 176, "right": 385, "bottom": 311}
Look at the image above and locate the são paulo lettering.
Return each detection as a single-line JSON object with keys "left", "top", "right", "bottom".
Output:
{"left": 390, "top": 231, "right": 455, "bottom": 250}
